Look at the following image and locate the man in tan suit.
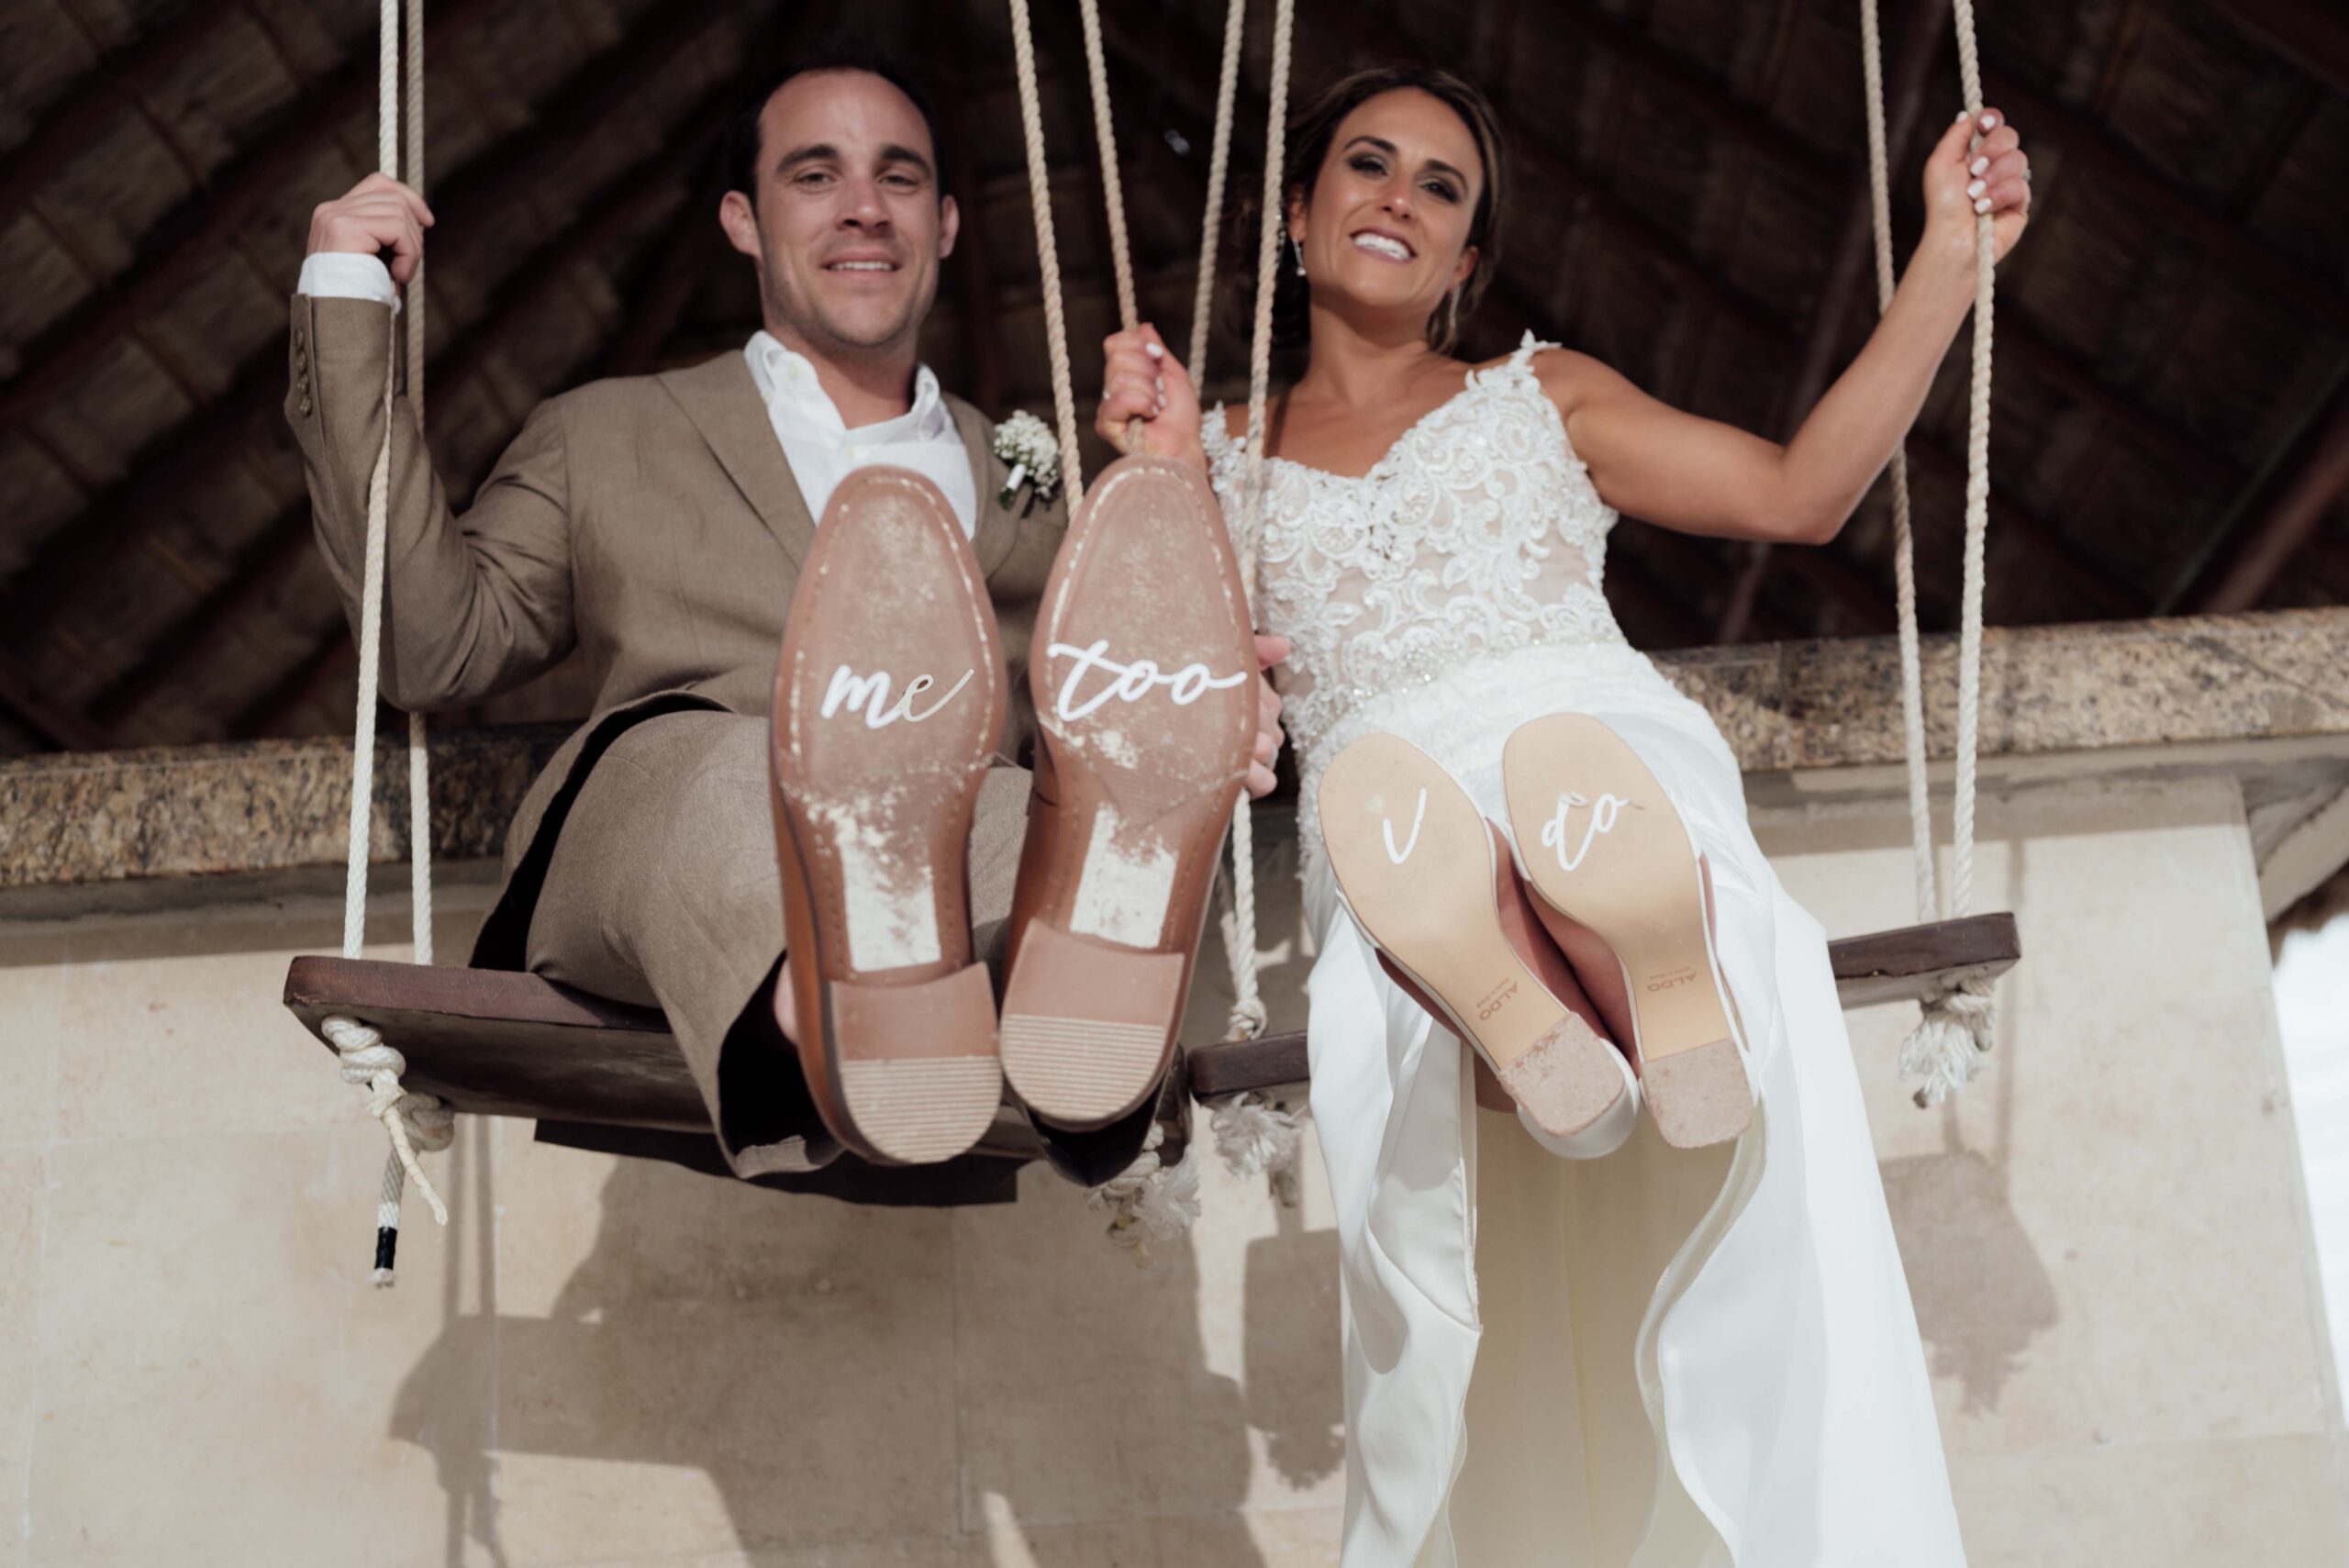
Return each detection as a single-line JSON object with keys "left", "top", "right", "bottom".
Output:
{"left": 290, "top": 46, "right": 1285, "bottom": 1184}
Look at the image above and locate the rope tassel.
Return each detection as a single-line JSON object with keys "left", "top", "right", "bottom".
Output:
{"left": 1898, "top": 972, "right": 1997, "bottom": 1108}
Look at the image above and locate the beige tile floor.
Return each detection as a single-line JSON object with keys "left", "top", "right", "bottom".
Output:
{"left": 2, "top": 772, "right": 2345, "bottom": 1565}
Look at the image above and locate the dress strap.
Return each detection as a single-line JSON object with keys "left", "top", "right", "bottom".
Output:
{"left": 1508, "top": 329, "right": 1562, "bottom": 372}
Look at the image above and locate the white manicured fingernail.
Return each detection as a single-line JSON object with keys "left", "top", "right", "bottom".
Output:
{"left": 1969, "top": 155, "right": 1988, "bottom": 175}
{"left": 1955, "top": 108, "right": 1970, "bottom": 122}
{"left": 1980, "top": 111, "right": 1998, "bottom": 130}
{"left": 1966, "top": 178, "right": 1986, "bottom": 198}
{"left": 1144, "top": 341, "right": 1163, "bottom": 359}
{"left": 1974, "top": 195, "right": 1992, "bottom": 213}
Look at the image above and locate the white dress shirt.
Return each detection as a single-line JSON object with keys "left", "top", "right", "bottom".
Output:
{"left": 295, "top": 254, "right": 979, "bottom": 536}
{"left": 740, "top": 330, "right": 976, "bottom": 536}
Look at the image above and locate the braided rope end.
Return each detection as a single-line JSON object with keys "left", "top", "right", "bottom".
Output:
{"left": 324, "top": 1015, "right": 455, "bottom": 1292}
{"left": 1898, "top": 971, "right": 1998, "bottom": 1109}
{"left": 1208, "top": 1091, "right": 1307, "bottom": 1209}
{"left": 1085, "top": 1124, "right": 1205, "bottom": 1265}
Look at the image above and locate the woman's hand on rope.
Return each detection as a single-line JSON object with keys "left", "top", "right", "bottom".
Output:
{"left": 1920, "top": 107, "right": 2030, "bottom": 265}
{"left": 1247, "top": 634, "right": 1289, "bottom": 799}
{"left": 308, "top": 172, "right": 436, "bottom": 287}
{"left": 1097, "top": 323, "right": 1206, "bottom": 467}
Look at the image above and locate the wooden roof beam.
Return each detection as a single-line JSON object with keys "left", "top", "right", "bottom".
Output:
{"left": 2214, "top": 0, "right": 2349, "bottom": 99}
{"left": 235, "top": 638, "right": 353, "bottom": 740}
{"left": 0, "top": 0, "right": 250, "bottom": 217}
{"left": 0, "top": 0, "right": 508, "bottom": 440}
{"left": 1977, "top": 65, "right": 2349, "bottom": 337}
{"left": 0, "top": 0, "right": 723, "bottom": 442}
{"left": 599, "top": 174, "right": 729, "bottom": 380}
{"left": 1902, "top": 437, "right": 2144, "bottom": 617}
{"left": 0, "top": 645, "right": 107, "bottom": 751}
{"left": 1547, "top": 0, "right": 1845, "bottom": 191}
{"left": 3, "top": 0, "right": 755, "bottom": 655}
{"left": 2184, "top": 378, "right": 2349, "bottom": 614}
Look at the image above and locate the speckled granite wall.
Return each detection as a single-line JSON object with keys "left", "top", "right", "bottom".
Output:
{"left": 3, "top": 609, "right": 2343, "bottom": 899}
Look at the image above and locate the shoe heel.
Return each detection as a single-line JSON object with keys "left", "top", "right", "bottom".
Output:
{"left": 1000, "top": 922, "right": 1185, "bottom": 1129}
{"left": 1501, "top": 713, "right": 1754, "bottom": 1149}
{"left": 827, "top": 962, "right": 1002, "bottom": 1164}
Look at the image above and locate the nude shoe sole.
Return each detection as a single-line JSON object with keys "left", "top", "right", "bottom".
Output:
{"left": 1501, "top": 713, "right": 1755, "bottom": 1149}
{"left": 1319, "top": 733, "right": 1633, "bottom": 1143}
{"left": 770, "top": 466, "right": 1008, "bottom": 1165}
{"left": 1001, "top": 456, "right": 1257, "bottom": 1130}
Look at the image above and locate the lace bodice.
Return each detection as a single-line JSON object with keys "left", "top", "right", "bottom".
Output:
{"left": 1205, "top": 333, "right": 1706, "bottom": 880}
{"left": 1208, "top": 331, "right": 1653, "bottom": 756}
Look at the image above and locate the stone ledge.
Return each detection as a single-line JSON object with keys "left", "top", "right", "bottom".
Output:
{"left": 3, "top": 608, "right": 2343, "bottom": 909}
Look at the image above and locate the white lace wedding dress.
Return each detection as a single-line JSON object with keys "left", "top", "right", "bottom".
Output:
{"left": 1203, "top": 335, "right": 1967, "bottom": 1567}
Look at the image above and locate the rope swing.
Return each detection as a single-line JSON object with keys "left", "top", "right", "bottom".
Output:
{"left": 1200, "top": 0, "right": 1310, "bottom": 1208}
{"left": 1863, "top": 0, "right": 2001, "bottom": 1106}
{"left": 1007, "top": 0, "right": 1302, "bottom": 1250}
{"left": 328, "top": 0, "right": 453, "bottom": 1287}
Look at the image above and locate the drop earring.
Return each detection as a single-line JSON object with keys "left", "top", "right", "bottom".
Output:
{"left": 1292, "top": 236, "right": 1307, "bottom": 278}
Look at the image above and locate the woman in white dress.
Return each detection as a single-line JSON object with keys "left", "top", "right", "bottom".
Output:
{"left": 1097, "top": 65, "right": 2032, "bottom": 1566}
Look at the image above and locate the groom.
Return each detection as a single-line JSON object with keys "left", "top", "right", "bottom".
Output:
{"left": 287, "top": 43, "right": 1285, "bottom": 1182}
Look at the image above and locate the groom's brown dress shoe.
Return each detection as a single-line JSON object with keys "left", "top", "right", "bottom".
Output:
{"left": 1001, "top": 454, "right": 1257, "bottom": 1132}
{"left": 770, "top": 466, "right": 1008, "bottom": 1165}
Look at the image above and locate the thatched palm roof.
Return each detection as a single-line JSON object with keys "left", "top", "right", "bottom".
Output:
{"left": 0, "top": 0, "right": 2342, "bottom": 752}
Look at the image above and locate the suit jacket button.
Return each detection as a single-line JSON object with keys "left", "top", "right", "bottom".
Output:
{"left": 298, "top": 394, "right": 313, "bottom": 416}
{"left": 294, "top": 327, "right": 306, "bottom": 350}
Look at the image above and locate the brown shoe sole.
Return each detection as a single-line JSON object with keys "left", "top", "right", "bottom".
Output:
{"left": 1001, "top": 456, "right": 1257, "bottom": 1130}
{"left": 770, "top": 467, "right": 1008, "bottom": 1165}
{"left": 1501, "top": 713, "right": 1754, "bottom": 1149}
{"left": 1319, "top": 733, "right": 1631, "bottom": 1142}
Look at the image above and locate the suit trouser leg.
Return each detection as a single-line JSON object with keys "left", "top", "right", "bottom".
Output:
{"left": 523, "top": 708, "right": 1031, "bottom": 1176}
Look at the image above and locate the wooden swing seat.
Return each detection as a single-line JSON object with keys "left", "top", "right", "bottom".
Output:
{"left": 284, "top": 910, "right": 2017, "bottom": 1151}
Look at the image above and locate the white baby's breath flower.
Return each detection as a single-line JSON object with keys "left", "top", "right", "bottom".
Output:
{"left": 991, "top": 410, "right": 1061, "bottom": 506}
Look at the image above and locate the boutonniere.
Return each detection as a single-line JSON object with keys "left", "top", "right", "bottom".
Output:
{"left": 991, "top": 410, "right": 1062, "bottom": 508}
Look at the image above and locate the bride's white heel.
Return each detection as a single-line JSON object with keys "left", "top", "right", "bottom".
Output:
{"left": 1319, "top": 732, "right": 1635, "bottom": 1146}
{"left": 1501, "top": 713, "right": 1757, "bottom": 1150}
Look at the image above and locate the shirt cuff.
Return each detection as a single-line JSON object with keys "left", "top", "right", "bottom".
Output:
{"left": 296, "top": 252, "right": 401, "bottom": 313}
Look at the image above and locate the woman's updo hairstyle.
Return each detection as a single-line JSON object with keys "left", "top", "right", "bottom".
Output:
{"left": 1229, "top": 62, "right": 1509, "bottom": 364}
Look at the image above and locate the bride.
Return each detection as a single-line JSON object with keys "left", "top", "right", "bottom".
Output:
{"left": 1097, "top": 63, "right": 2030, "bottom": 1568}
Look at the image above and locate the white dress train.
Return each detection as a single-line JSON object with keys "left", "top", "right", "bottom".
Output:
{"left": 1205, "top": 336, "right": 1967, "bottom": 1567}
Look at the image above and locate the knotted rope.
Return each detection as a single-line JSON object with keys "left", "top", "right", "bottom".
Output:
{"left": 328, "top": 0, "right": 451, "bottom": 1286}
{"left": 1863, "top": 0, "right": 1998, "bottom": 1106}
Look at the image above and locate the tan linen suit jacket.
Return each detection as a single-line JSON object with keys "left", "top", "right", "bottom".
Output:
{"left": 284, "top": 295, "right": 1069, "bottom": 977}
